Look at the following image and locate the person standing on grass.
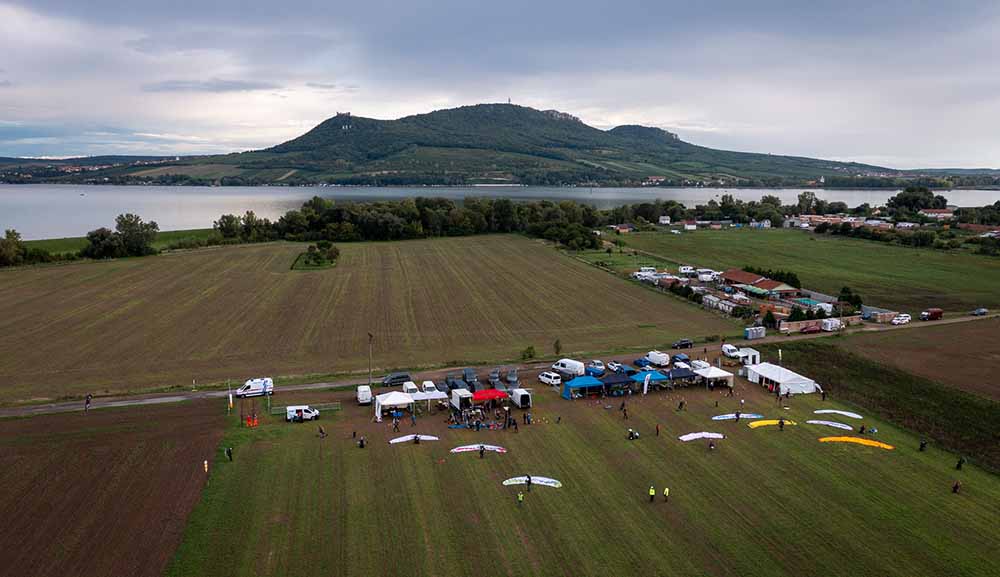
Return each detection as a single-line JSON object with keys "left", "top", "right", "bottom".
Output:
{"left": 778, "top": 418, "right": 785, "bottom": 431}
{"left": 85, "top": 393, "right": 93, "bottom": 413}
{"left": 956, "top": 457, "right": 966, "bottom": 471}
{"left": 517, "top": 491, "right": 524, "bottom": 506}
{"left": 919, "top": 440, "right": 928, "bottom": 452}
{"left": 735, "top": 411, "right": 741, "bottom": 423}
{"left": 479, "top": 445, "right": 485, "bottom": 459}
{"left": 821, "top": 390, "right": 827, "bottom": 402}
{"left": 649, "top": 485, "right": 656, "bottom": 502}
{"left": 225, "top": 447, "right": 233, "bottom": 462}
{"left": 411, "top": 413, "right": 416, "bottom": 427}
{"left": 952, "top": 481, "right": 961, "bottom": 494}
{"left": 656, "top": 423, "right": 660, "bottom": 437}
{"left": 663, "top": 487, "right": 670, "bottom": 502}
{"left": 623, "top": 407, "right": 629, "bottom": 420}
{"left": 318, "top": 426, "right": 327, "bottom": 438}
{"left": 526, "top": 475, "right": 532, "bottom": 492}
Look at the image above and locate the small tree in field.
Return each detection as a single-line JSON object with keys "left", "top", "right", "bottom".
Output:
{"left": 521, "top": 346, "right": 536, "bottom": 360}
{"left": 553, "top": 339, "right": 561, "bottom": 356}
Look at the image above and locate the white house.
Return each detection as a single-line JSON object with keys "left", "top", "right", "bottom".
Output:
{"left": 658, "top": 216, "right": 671, "bottom": 225}
{"left": 918, "top": 208, "right": 954, "bottom": 220}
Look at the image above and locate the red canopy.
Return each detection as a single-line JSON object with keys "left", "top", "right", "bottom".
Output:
{"left": 472, "top": 389, "right": 509, "bottom": 402}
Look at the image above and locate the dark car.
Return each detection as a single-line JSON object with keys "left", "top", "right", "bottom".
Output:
{"left": 800, "top": 325, "right": 822, "bottom": 334}
{"left": 634, "top": 357, "right": 652, "bottom": 368}
{"left": 672, "top": 339, "right": 694, "bottom": 349}
{"left": 444, "top": 373, "right": 469, "bottom": 391}
{"left": 505, "top": 368, "right": 520, "bottom": 388}
{"left": 488, "top": 367, "right": 502, "bottom": 388}
{"left": 382, "top": 372, "right": 411, "bottom": 387}
{"left": 463, "top": 368, "right": 480, "bottom": 387}
{"left": 971, "top": 307, "right": 989, "bottom": 316}
{"left": 672, "top": 353, "right": 690, "bottom": 364}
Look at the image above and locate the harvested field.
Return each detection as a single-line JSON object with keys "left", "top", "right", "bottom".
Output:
{"left": 621, "top": 229, "right": 1000, "bottom": 313}
{"left": 0, "top": 401, "right": 224, "bottom": 577}
{"left": 0, "top": 235, "right": 735, "bottom": 403}
{"left": 840, "top": 318, "right": 1000, "bottom": 401}
{"left": 167, "top": 382, "right": 1000, "bottom": 577}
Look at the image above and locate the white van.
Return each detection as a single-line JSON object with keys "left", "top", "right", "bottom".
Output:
{"left": 678, "top": 266, "right": 695, "bottom": 276}
{"left": 357, "top": 385, "right": 373, "bottom": 405}
{"left": 551, "top": 358, "right": 585, "bottom": 377}
{"left": 402, "top": 381, "right": 420, "bottom": 395}
{"left": 721, "top": 344, "right": 741, "bottom": 358}
{"left": 451, "top": 388, "right": 473, "bottom": 411}
{"left": 645, "top": 350, "right": 670, "bottom": 367}
{"left": 286, "top": 405, "right": 320, "bottom": 422}
{"left": 510, "top": 388, "right": 532, "bottom": 409}
{"left": 236, "top": 377, "right": 273, "bottom": 398}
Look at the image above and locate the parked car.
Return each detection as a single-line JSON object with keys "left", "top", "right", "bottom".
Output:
{"left": 505, "top": 368, "right": 520, "bottom": 388}
{"left": 488, "top": 367, "right": 502, "bottom": 388}
{"left": 800, "top": 325, "right": 822, "bottom": 334}
{"left": 551, "top": 358, "right": 585, "bottom": 378}
{"left": 673, "top": 361, "right": 691, "bottom": 370}
{"left": 678, "top": 266, "right": 695, "bottom": 276}
{"left": 645, "top": 350, "right": 670, "bottom": 367}
{"left": 672, "top": 338, "right": 694, "bottom": 349}
{"left": 671, "top": 353, "right": 690, "bottom": 364}
{"left": 444, "top": 373, "right": 469, "bottom": 391}
{"left": 421, "top": 381, "right": 439, "bottom": 393}
{"left": 606, "top": 361, "right": 624, "bottom": 373}
{"left": 633, "top": 357, "right": 652, "bottom": 368}
{"left": 721, "top": 344, "right": 740, "bottom": 358}
{"left": 891, "top": 314, "right": 912, "bottom": 325}
{"left": 285, "top": 405, "right": 320, "bottom": 422}
{"left": 585, "top": 360, "right": 606, "bottom": 377}
{"left": 402, "top": 381, "right": 420, "bottom": 395}
{"left": 356, "top": 385, "right": 372, "bottom": 405}
{"left": 538, "top": 371, "right": 562, "bottom": 386}
{"left": 462, "top": 367, "right": 480, "bottom": 387}
{"left": 691, "top": 360, "right": 710, "bottom": 370}
{"left": 919, "top": 308, "right": 943, "bottom": 321}
{"left": 382, "top": 372, "right": 411, "bottom": 387}
{"left": 971, "top": 307, "right": 989, "bottom": 316}
{"left": 235, "top": 377, "right": 273, "bottom": 398}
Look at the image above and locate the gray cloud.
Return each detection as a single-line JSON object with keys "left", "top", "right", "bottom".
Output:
{"left": 142, "top": 78, "right": 280, "bottom": 93}
{"left": 0, "top": 80, "right": 11, "bottom": 88}
{"left": 1, "top": 0, "right": 999, "bottom": 167}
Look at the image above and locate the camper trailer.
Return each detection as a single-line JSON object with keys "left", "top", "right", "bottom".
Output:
{"left": 450, "top": 388, "right": 473, "bottom": 411}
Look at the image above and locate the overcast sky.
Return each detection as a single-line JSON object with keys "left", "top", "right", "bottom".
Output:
{"left": 1, "top": 0, "right": 998, "bottom": 167}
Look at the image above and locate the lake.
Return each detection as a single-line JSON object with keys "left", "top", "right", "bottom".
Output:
{"left": 2, "top": 184, "right": 998, "bottom": 240}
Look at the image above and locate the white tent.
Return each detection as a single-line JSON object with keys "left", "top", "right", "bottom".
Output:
{"left": 411, "top": 390, "right": 448, "bottom": 412}
{"left": 374, "top": 391, "right": 414, "bottom": 422}
{"left": 693, "top": 366, "right": 734, "bottom": 387}
{"left": 745, "top": 363, "right": 820, "bottom": 395}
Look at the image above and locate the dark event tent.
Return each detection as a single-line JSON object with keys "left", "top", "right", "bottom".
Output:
{"left": 472, "top": 389, "right": 509, "bottom": 402}
{"left": 600, "top": 372, "right": 633, "bottom": 386}
{"left": 666, "top": 368, "right": 696, "bottom": 380}
{"left": 562, "top": 375, "right": 603, "bottom": 400}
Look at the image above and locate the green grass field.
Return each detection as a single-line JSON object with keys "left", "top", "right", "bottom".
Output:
{"left": 166, "top": 385, "right": 1000, "bottom": 577}
{"left": 23, "top": 228, "right": 217, "bottom": 255}
{"left": 620, "top": 229, "right": 1000, "bottom": 313}
{"left": 0, "top": 235, "right": 735, "bottom": 402}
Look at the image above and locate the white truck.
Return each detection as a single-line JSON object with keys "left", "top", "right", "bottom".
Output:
{"left": 551, "top": 358, "right": 585, "bottom": 378}
{"left": 235, "top": 377, "right": 273, "bottom": 398}
{"left": 451, "top": 388, "right": 473, "bottom": 411}
{"left": 285, "top": 405, "right": 320, "bottom": 422}
{"left": 645, "top": 350, "right": 670, "bottom": 367}
{"left": 356, "top": 385, "right": 373, "bottom": 405}
{"left": 821, "top": 318, "right": 843, "bottom": 332}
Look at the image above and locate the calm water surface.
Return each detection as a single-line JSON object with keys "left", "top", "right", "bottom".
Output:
{"left": 2, "top": 184, "right": 998, "bottom": 240}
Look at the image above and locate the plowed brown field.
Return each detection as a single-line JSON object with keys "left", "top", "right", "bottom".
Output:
{"left": 0, "top": 235, "right": 734, "bottom": 403}
{"left": 0, "top": 401, "right": 224, "bottom": 577}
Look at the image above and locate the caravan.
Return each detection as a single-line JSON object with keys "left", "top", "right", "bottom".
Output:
{"left": 450, "top": 388, "right": 473, "bottom": 411}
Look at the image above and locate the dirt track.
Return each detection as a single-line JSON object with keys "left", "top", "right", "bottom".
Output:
{"left": 0, "top": 401, "right": 224, "bottom": 577}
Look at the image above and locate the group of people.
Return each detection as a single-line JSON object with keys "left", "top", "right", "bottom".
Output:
{"left": 648, "top": 485, "right": 670, "bottom": 502}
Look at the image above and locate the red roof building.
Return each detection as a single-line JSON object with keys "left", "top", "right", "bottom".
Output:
{"left": 719, "top": 269, "right": 765, "bottom": 285}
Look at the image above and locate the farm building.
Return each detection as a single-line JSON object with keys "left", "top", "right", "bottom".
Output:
{"left": 755, "top": 279, "right": 799, "bottom": 297}
{"left": 720, "top": 269, "right": 765, "bottom": 286}
{"left": 745, "top": 363, "right": 820, "bottom": 395}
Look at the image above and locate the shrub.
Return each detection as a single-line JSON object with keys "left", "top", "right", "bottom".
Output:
{"left": 520, "top": 346, "right": 536, "bottom": 361}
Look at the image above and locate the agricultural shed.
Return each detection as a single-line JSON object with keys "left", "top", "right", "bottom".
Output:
{"left": 374, "top": 391, "right": 414, "bottom": 422}
{"left": 561, "top": 376, "right": 604, "bottom": 400}
{"left": 745, "top": 363, "right": 820, "bottom": 395}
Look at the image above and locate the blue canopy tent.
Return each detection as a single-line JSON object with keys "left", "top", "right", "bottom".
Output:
{"left": 630, "top": 370, "right": 668, "bottom": 384}
{"left": 562, "top": 375, "right": 604, "bottom": 400}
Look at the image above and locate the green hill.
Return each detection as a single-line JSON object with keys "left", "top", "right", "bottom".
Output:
{"left": 10, "top": 104, "right": 899, "bottom": 186}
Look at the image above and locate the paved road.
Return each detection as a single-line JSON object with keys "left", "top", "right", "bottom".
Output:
{"left": 2, "top": 314, "right": 994, "bottom": 419}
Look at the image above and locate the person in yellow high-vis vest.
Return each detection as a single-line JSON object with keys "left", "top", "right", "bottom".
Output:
{"left": 648, "top": 485, "right": 656, "bottom": 502}
{"left": 663, "top": 487, "right": 670, "bottom": 502}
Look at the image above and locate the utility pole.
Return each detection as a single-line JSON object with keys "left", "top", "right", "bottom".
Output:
{"left": 368, "top": 332, "right": 374, "bottom": 387}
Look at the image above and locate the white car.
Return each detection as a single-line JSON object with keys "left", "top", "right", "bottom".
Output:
{"left": 673, "top": 361, "right": 691, "bottom": 370}
{"left": 691, "top": 360, "right": 711, "bottom": 370}
{"left": 402, "top": 381, "right": 420, "bottom": 395}
{"left": 538, "top": 371, "right": 562, "bottom": 386}
{"left": 421, "top": 380, "right": 438, "bottom": 393}
{"left": 891, "top": 314, "right": 911, "bottom": 325}
{"left": 678, "top": 266, "right": 695, "bottom": 276}
{"left": 606, "top": 361, "right": 623, "bottom": 373}
{"left": 721, "top": 344, "right": 740, "bottom": 358}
